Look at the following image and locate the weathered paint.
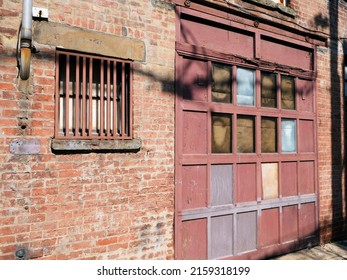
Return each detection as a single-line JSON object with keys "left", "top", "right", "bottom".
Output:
{"left": 235, "top": 212, "right": 257, "bottom": 254}
{"left": 210, "top": 165, "right": 233, "bottom": 206}
{"left": 210, "top": 215, "right": 233, "bottom": 259}
{"left": 299, "top": 161, "right": 315, "bottom": 195}
{"left": 182, "top": 165, "right": 207, "bottom": 209}
{"left": 181, "top": 219, "right": 207, "bottom": 260}
{"left": 175, "top": 3, "right": 319, "bottom": 260}
{"left": 33, "top": 21, "right": 145, "bottom": 61}
{"left": 281, "top": 162, "right": 298, "bottom": 197}
{"left": 282, "top": 205, "right": 299, "bottom": 242}
{"left": 236, "top": 163, "right": 257, "bottom": 203}
{"left": 261, "top": 163, "right": 278, "bottom": 200}
{"left": 259, "top": 208, "right": 279, "bottom": 247}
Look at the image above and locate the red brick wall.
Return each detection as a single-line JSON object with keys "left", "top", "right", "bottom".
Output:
{"left": 0, "top": 0, "right": 175, "bottom": 259}
{"left": 1, "top": 0, "right": 347, "bottom": 260}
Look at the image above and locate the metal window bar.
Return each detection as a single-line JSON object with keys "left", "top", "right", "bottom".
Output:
{"left": 55, "top": 50, "right": 132, "bottom": 140}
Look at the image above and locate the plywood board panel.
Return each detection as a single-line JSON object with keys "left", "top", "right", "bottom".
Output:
{"left": 182, "top": 219, "right": 207, "bottom": 260}
{"left": 262, "top": 163, "right": 278, "bottom": 200}
{"left": 182, "top": 165, "right": 207, "bottom": 210}
{"left": 183, "top": 111, "right": 207, "bottom": 154}
{"left": 237, "top": 116, "right": 255, "bottom": 153}
{"left": 212, "top": 63, "right": 232, "bottom": 103}
{"left": 211, "top": 215, "right": 233, "bottom": 259}
{"left": 210, "top": 164, "right": 233, "bottom": 206}
{"left": 261, "top": 72, "right": 277, "bottom": 108}
{"left": 261, "top": 117, "right": 277, "bottom": 153}
{"left": 281, "top": 76, "right": 295, "bottom": 110}
{"left": 235, "top": 211, "right": 257, "bottom": 254}
{"left": 212, "top": 114, "right": 232, "bottom": 153}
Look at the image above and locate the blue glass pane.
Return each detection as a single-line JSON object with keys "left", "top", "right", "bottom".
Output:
{"left": 237, "top": 68, "right": 255, "bottom": 106}
{"left": 281, "top": 119, "right": 296, "bottom": 152}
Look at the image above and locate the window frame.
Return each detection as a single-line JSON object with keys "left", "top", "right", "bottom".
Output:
{"left": 54, "top": 49, "right": 133, "bottom": 141}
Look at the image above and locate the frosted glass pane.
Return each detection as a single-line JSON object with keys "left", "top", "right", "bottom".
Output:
{"left": 281, "top": 119, "right": 296, "bottom": 152}
{"left": 237, "top": 68, "right": 255, "bottom": 106}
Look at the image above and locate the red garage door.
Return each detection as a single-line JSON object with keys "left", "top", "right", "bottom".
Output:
{"left": 174, "top": 6, "right": 318, "bottom": 259}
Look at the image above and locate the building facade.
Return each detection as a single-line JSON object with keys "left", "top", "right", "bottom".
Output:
{"left": 0, "top": 0, "right": 346, "bottom": 259}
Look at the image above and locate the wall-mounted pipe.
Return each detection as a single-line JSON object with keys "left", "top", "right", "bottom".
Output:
{"left": 20, "top": 0, "right": 33, "bottom": 80}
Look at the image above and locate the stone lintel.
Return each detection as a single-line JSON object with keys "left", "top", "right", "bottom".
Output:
{"left": 33, "top": 21, "right": 145, "bottom": 61}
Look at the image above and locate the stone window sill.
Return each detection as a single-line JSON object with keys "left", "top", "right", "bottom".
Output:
{"left": 51, "top": 138, "right": 142, "bottom": 152}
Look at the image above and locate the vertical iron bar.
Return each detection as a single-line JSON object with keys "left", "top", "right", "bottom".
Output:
{"left": 82, "top": 57, "right": 86, "bottom": 137}
{"left": 113, "top": 62, "right": 117, "bottom": 138}
{"left": 129, "top": 62, "right": 133, "bottom": 138}
{"left": 75, "top": 56, "right": 80, "bottom": 137}
{"left": 65, "top": 54, "right": 70, "bottom": 137}
{"left": 54, "top": 53, "right": 60, "bottom": 138}
{"left": 121, "top": 62, "right": 126, "bottom": 138}
{"left": 89, "top": 58, "right": 93, "bottom": 136}
{"left": 100, "top": 60, "right": 105, "bottom": 137}
{"left": 107, "top": 60, "right": 111, "bottom": 137}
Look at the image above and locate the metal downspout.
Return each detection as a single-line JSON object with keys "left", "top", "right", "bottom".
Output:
{"left": 20, "top": 0, "right": 33, "bottom": 80}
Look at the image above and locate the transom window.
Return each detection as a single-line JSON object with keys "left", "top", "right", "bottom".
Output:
{"left": 55, "top": 50, "right": 132, "bottom": 140}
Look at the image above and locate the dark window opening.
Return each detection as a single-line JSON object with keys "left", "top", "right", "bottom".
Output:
{"left": 55, "top": 50, "right": 132, "bottom": 140}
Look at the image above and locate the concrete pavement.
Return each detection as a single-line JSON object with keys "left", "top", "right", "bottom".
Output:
{"left": 274, "top": 240, "right": 347, "bottom": 260}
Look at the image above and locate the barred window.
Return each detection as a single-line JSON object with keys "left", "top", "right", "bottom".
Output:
{"left": 55, "top": 50, "right": 132, "bottom": 140}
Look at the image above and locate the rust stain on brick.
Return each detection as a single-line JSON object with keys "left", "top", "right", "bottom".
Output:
{"left": 33, "top": 21, "right": 146, "bottom": 62}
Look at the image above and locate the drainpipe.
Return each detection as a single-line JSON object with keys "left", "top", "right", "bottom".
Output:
{"left": 20, "top": 0, "right": 33, "bottom": 80}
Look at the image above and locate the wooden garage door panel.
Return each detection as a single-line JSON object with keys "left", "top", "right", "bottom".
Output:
{"left": 236, "top": 163, "right": 257, "bottom": 203}
{"left": 297, "top": 79, "right": 314, "bottom": 112}
{"left": 182, "top": 165, "right": 207, "bottom": 210}
{"left": 183, "top": 111, "right": 207, "bottom": 154}
{"left": 299, "top": 203, "right": 316, "bottom": 238}
{"left": 299, "top": 120, "right": 314, "bottom": 153}
{"left": 259, "top": 208, "right": 279, "bottom": 248}
{"left": 281, "top": 162, "right": 298, "bottom": 197}
{"left": 210, "top": 164, "right": 233, "bottom": 206}
{"left": 211, "top": 215, "right": 233, "bottom": 259}
{"left": 235, "top": 211, "right": 257, "bottom": 254}
{"left": 299, "top": 161, "right": 315, "bottom": 195}
{"left": 261, "top": 36, "right": 312, "bottom": 70}
{"left": 181, "top": 57, "right": 208, "bottom": 101}
{"left": 282, "top": 205, "right": 299, "bottom": 242}
{"left": 180, "top": 17, "right": 254, "bottom": 58}
{"left": 182, "top": 219, "right": 207, "bottom": 260}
